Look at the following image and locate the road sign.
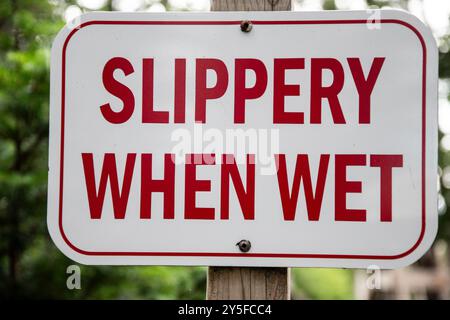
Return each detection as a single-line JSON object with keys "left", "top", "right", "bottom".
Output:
{"left": 48, "top": 10, "right": 438, "bottom": 268}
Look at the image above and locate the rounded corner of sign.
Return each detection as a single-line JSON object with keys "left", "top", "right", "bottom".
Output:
{"left": 47, "top": 219, "right": 92, "bottom": 265}
{"left": 382, "top": 8, "right": 424, "bottom": 26}
{"left": 51, "top": 13, "right": 100, "bottom": 55}
{"left": 53, "top": 240, "right": 93, "bottom": 265}
{"left": 390, "top": 224, "right": 438, "bottom": 269}
{"left": 386, "top": 9, "right": 437, "bottom": 51}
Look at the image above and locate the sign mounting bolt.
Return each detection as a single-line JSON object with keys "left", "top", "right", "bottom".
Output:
{"left": 240, "top": 20, "right": 253, "bottom": 33}
{"left": 236, "top": 240, "right": 251, "bottom": 252}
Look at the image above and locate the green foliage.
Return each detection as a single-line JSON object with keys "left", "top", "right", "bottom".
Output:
{"left": 292, "top": 268, "right": 354, "bottom": 300}
{"left": 0, "top": 0, "right": 209, "bottom": 300}
{"left": 0, "top": 0, "right": 55, "bottom": 299}
{"left": 322, "top": 0, "right": 337, "bottom": 11}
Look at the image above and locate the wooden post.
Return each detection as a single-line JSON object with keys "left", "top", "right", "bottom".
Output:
{"left": 207, "top": 0, "right": 292, "bottom": 300}
{"left": 207, "top": 267, "right": 290, "bottom": 300}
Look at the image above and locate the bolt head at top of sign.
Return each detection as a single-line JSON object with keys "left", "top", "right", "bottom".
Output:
{"left": 47, "top": 10, "right": 438, "bottom": 268}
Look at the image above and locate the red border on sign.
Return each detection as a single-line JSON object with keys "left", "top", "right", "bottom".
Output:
{"left": 58, "top": 19, "right": 427, "bottom": 259}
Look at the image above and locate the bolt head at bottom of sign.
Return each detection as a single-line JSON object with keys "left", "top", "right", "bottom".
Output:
{"left": 237, "top": 240, "right": 251, "bottom": 253}
{"left": 240, "top": 20, "right": 253, "bottom": 33}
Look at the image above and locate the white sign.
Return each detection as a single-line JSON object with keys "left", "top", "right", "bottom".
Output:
{"left": 48, "top": 10, "right": 438, "bottom": 268}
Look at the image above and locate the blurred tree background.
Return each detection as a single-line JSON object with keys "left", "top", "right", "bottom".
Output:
{"left": 0, "top": 0, "right": 449, "bottom": 299}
